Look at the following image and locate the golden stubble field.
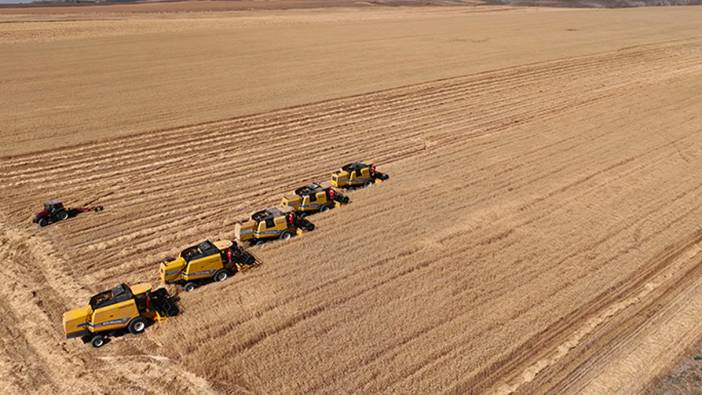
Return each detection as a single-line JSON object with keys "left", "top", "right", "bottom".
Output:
{"left": 1, "top": 3, "right": 702, "bottom": 394}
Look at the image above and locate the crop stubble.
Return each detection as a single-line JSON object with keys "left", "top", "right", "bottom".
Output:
{"left": 1, "top": 5, "right": 702, "bottom": 394}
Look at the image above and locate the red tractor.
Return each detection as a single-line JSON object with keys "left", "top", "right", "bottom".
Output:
{"left": 33, "top": 200, "right": 103, "bottom": 227}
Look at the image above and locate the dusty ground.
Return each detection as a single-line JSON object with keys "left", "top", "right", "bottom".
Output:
{"left": 2, "top": 5, "right": 701, "bottom": 157}
{"left": 652, "top": 344, "right": 702, "bottom": 394}
{"left": 2, "top": 2, "right": 702, "bottom": 394}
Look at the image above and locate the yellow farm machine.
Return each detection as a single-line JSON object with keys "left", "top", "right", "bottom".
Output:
{"left": 160, "top": 239, "right": 258, "bottom": 292}
{"left": 60, "top": 161, "right": 388, "bottom": 349}
{"left": 331, "top": 162, "right": 389, "bottom": 189}
{"left": 235, "top": 207, "right": 314, "bottom": 245}
{"left": 281, "top": 182, "right": 349, "bottom": 216}
{"left": 63, "top": 283, "right": 178, "bottom": 348}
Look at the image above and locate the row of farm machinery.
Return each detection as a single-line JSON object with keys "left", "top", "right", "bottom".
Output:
{"left": 58, "top": 162, "right": 389, "bottom": 348}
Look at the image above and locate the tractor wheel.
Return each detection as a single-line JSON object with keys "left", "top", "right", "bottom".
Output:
{"left": 91, "top": 335, "right": 105, "bottom": 348}
{"left": 57, "top": 211, "right": 69, "bottom": 221}
{"left": 214, "top": 269, "right": 229, "bottom": 283}
{"left": 319, "top": 205, "right": 330, "bottom": 213}
{"left": 128, "top": 317, "right": 147, "bottom": 335}
{"left": 183, "top": 282, "right": 197, "bottom": 292}
{"left": 38, "top": 218, "right": 49, "bottom": 227}
{"left": 279, "top": 231, "right": 292, "bottom": 240}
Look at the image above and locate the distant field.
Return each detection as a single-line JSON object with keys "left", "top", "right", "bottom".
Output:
{"left": 0, "top": 0, "right": 481, "bottom": 14}
{"left": 486, "top": 0, "right": 702, "bottom": 7}
{"left": 1, "top": 0, "right": 698, "bottom": 13}
{"left": 2, "top": 3, "right": 702, "bottom": 394}
{"left": 2, "top": 6, "right": 701, "bottom": 157}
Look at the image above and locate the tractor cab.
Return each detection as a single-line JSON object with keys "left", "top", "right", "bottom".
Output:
{"left": 295, "top": 183, "right": 324, "bottom": 196}
{"left": 331, "top": 162, "right": 389, "bottom": 188}
{"left": 251, "top": 208, "right": 291, "bottom": 234}
{"left": 251, "top": 207, "right": 283, "bottom": 224}
{"left": 89, "top": 283, "right": 134, "bottom": 310}
{"left": 45, "top": 200, "right": 65, "bottom": 214}
{"left": 181, "top": 240, "right": 220, "bottom": 262}
{"left": 342, "top": 162, "right": 366, "bottom": 175}
{"left": 33, "top": 199, "right": 69, "bottom": 227}
{"left": 236, "top": 207, "right": 314, "bottom": 245}
{"left": 282, "top": 182, "right": 349, "bottom": 215}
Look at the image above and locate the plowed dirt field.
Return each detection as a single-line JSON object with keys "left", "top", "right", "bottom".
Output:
{"left": 2, "top": 3, "right": 702, "bottom": 394}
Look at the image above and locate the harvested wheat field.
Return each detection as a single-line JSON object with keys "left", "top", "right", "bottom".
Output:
{"left": 2, "top": 2, "right": 702, "bottom": 393}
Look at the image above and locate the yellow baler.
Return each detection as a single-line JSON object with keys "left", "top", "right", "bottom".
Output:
{"left": 235, "top": 207, "right": 314, "bottom": 245}
{"left": 63, "top": 283, "right": 178, "bottom": 348}
{"left": 160, "top": 239, "right": 257, "bottom": 292}
{"left": 331, "top": 162, "right": 389, "bottom": 188}
{"left": 281, "top": 182, "right": 349, "bottom": 215}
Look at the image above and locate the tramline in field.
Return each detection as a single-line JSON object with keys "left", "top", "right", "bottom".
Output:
{"left": 61, "top": 162, "right": 389, "bottom": 348}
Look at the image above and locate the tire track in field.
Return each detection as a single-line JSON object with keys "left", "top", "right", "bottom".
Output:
{"left": 2, "top": 41, "right": 692, "bottom": 254}
{"left": 1, "top": 37, "right": 701, "bottom": 393}
{"left": 1, "top": 40, "right": 688, "bottom": 180}
{"left": 156, "top": 85, "right": 702, "bottom": 393}
{"left": 285, "top": 158, "right": 702, "bottom": 393}
{"left": 1, "top": 41, "right": 676, "bottom": 170}
{"left": 4, "top": 43, "right": 692, "bottom": 287}
{"left": 524, "top": 239, "right": 702, "bottom": 393}
{"left": 488, "top": 231, "right": 702, "bottom": 394}
{"left": 247, "top": 92, "right": 701, "bottom": 301}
